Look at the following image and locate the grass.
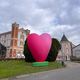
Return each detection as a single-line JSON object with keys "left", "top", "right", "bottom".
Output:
{"left": 0, "top": 60, "right": 63, "bottom": 79}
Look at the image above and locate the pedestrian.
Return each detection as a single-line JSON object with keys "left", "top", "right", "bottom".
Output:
{"left": 61, "top": 61, "right": 65, "bottom": 67}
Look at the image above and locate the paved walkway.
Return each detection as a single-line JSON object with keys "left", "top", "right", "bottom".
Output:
{"left": 2, "top": 61, "right": 80, "bottom": 80}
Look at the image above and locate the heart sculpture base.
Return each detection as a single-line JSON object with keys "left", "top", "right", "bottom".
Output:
{"left": 32, "top": 61, "right": 49, "bottom": 67}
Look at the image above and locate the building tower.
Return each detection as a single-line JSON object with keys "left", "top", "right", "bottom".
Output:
{"left": 60, "top": 34, "right": 72, "bottom": 60}
{"left": 10, "top": 22, "right": 19, "bottom": 58}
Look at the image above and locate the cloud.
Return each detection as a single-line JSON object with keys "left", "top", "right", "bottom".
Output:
{"left": 0, "top": 0, "right": 10, "bottom": 8}
{"left": 0, "top": 0, "right": 80, "bottom": 45}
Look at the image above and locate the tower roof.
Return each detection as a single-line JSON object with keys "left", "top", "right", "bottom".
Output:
{"left": 61, "top": 34, "right": 69, "bottom": 42}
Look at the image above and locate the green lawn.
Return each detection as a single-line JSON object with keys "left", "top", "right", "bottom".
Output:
{"left": 0, "top": 60, "right": 63, "bottom": 79}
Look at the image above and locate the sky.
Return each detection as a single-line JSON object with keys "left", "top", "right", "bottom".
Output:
{"left": 0, "top": 0, "right": 80, "bottom": 45}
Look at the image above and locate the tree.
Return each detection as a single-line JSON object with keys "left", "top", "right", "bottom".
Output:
{"left": 23, "top": 40, "right": 35, "bottom": 62}
{"left": 46, "top": 38, "right": 61, "bottom": 61}
{"left": 0, "top": 43, "right": 6, "bottom": 59}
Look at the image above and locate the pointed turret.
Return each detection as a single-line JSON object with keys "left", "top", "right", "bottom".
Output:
{"left": 61, "top": 34, "right": 69, "bottom": 42}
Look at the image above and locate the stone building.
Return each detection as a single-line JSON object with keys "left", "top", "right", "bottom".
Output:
{"left": 57, "top": 34, "right": 74, "bottom": 61}
{"left": 73, "top": 44, "right": 80, "bottom": 58}
{"left": 0, "top": 22, "right": 30, "bottom": 58}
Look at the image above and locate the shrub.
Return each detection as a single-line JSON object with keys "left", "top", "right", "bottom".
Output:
{"left": 46, "top": 38, "right": 61, "bottom": 61}
{"left": 23, "top": 40, "right": 35, "bottom": 62}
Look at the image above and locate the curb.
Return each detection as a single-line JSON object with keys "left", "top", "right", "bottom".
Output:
{"left": 16, "top": 67, "right": 65, "bottom": 79}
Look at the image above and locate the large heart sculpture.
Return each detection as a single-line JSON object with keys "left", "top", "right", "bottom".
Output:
{"left": 27, "top": 33, "right": 52, "bottom": 62}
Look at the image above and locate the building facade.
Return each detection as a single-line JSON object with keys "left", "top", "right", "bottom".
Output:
{"left": 1, "top": 23, "right": 80, "bottom": 60}
{"left": 0, "top": 22, "right": 30, "bottom": 58}
{"left": 57, "top": 34, "right": 73, "bottom": 61}
{"left": 73, "top": 44, "right": 80, "bottom": 58}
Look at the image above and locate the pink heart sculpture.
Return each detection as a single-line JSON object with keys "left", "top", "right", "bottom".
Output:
{"left": 27, "top": 33, "right": 52, "bottom": 62}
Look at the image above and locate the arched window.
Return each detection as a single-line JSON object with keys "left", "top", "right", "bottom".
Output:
{"left": 66, "top": 48, "right": 69, "bottom": 54}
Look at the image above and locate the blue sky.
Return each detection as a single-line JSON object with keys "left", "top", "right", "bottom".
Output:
{"left": 0, "top": 0, "right": 80, "bottom": 45}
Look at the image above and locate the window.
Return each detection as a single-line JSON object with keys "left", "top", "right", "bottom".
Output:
{"left": 14, "top": 40, "right": 17, "bottom": 46}
{"left": 20, "top": 41, "right": 23, "bottom": 46}
{"left": 66, "top": 48, "right": 69, "bottom": 54}
{"left": 20, "top": 34, "right": 24, "bottom": 39}
{"left": 20, "top": 32, "right": 23, "bottom": 39}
